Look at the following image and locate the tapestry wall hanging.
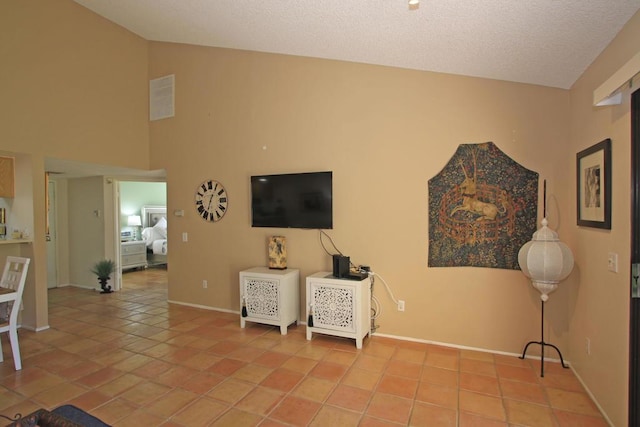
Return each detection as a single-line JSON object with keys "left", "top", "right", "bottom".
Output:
{"left": 428, "top": 141, "right": 538, "bottom": 270}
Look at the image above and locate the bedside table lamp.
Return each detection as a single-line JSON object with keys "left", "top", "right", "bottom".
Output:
{"left": 127, "top": 215, "right": 142, "bottom": 240}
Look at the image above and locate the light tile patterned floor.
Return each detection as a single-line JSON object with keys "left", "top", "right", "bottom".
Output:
{"left": 0, "top": 268, "right": 609, "bottom": 426}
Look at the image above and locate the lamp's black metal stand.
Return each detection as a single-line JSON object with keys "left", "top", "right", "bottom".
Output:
{"left": 520, "top": 299, "right": 570, "bottom": 377}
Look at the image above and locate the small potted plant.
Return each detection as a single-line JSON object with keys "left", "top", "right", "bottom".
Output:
{"left": 91, "top": 259, "right": 116, "bottom": 294}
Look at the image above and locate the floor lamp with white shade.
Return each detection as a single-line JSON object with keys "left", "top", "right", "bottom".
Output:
{"left": 517, "top": 181, "right": 574, "bottom": 377}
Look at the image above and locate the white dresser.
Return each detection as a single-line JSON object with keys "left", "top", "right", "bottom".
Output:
{"left": 121, "top": 240, "right": 147, "bottom": 270}
{"left": 306, "top": 272, "right": 371, "bottom": 349}
{"left": 239, "top": 267, "right": 300, "bottom": 335}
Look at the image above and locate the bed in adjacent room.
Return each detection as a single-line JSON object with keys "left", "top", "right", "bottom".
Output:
{"left": 141, "top": 205, "right": 168, "bottom": 267}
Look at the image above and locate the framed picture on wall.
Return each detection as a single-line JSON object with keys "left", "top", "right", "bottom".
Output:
{"left": 577, "top": 138, "right": 611, "bottom": 229}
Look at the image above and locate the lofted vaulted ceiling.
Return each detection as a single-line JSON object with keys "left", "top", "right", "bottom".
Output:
{"left": 73, "top": 0, "right": 640, "bottom": 89}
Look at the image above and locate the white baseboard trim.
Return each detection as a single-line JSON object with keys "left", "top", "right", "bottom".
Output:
{"left": 19, "top": 324, "right": 50, "bottom": 332}
{"left": 569, "top": 365, "right": 614, "bottom": 427}
{"left": 167, "top": 299, "right": 239, "bottom": 315}
{"left": 371, "top": 331, "right": 568, "bottom": 364}
{"left": 64, "top": 283, "right": 101, "bottom": 291}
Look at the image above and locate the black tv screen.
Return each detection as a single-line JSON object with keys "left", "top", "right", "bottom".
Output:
{"left": 251, "top": 171, "right": 333, "bottom": 229}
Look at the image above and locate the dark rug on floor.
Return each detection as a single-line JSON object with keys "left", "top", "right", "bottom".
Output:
{"left": 3, "top": 404, "right": 110, "bottom": 427}
{"left": 52, "top": 405, "right": 110, "bottom": 426}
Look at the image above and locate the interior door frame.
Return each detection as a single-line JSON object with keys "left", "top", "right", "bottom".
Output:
{"left": 629, "top": 87, "right": 640, "bottom": 426}
{"left": 46, "top": 178, "right": 58, "bottom": 289}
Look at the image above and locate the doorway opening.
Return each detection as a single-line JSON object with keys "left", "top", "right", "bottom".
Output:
{"left": 118, "top": 180, "right": 167, "bottom": 288}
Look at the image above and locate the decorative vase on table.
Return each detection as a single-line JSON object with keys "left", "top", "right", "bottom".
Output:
{"left": 268, "top": 236, "right": 287, "bottom": 269}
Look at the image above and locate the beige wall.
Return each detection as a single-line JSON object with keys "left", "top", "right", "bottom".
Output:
{"left": 0, "top": 1, "right": 150, "bottom": 166}
{"left": 149, "top": 42, "right": 572, "bottom": 355}
{"left": 0, "top": 0, "right": 150, "bottom": 329}
{"left": 565, "top": 11, "right": 640, "bottom": 427}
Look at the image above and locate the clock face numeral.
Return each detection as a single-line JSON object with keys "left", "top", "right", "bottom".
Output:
{"left": 195, "top": 180, "right": 228, "bottom": 222}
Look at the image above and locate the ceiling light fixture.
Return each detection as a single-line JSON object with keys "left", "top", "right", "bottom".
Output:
{"left": 409, "top": 0, "right": 419, "bottom": 5}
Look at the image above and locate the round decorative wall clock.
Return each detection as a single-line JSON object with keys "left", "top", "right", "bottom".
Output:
{"left": 195, "top": 179, "right": 228, "bottom": 222}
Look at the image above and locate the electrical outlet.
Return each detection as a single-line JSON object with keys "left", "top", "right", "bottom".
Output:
{"left": 586, "top": 337, "right": 591, "bottom": 355}
{"left": 202, "top": 280, "right": 208, "bottom": 289}
{"left": 182, "top": 232, "right": 188, "bottom": 242}
{"left": 398, "top": 300, "right": 405, "bottom": 312}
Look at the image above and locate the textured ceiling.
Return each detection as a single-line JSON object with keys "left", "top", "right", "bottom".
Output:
{"left": 74, "top": 0, "right": 640, "bottom": 89}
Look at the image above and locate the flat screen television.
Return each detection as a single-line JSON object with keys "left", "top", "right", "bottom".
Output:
{"left": 251, "top": 171, "right": 333, "bottom": 229}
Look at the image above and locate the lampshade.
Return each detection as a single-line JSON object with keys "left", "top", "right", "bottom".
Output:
{"left": 518, "top": 218, "right": 574, "bottom": 301}
{"left": 127, "top": 215, "right": 142, "bottom": 227}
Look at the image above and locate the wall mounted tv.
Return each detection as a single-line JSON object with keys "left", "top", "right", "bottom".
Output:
{"left": 251, "top": 171, "right": 333, "bottom": 229}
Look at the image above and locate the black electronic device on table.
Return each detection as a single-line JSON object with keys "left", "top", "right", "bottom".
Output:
{"left": 332, "top": 255, "right": 369, "bottom": 280}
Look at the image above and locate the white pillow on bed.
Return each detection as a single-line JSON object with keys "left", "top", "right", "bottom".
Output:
{"left": 140, "top": 217, "right": 167, "bottom": 247}
{"left": 153, "top": 216, "right": 167, "bottom": 239}
{"left": 141, "top": 227, "right": 153, "bottom": 246}
{"left": 142, "top": 227, "right": 150, "bottom": 240}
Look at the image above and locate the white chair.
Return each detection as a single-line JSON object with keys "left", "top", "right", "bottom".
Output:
{"left": 0, "top": 256, "right": 30, "bottom": 370}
